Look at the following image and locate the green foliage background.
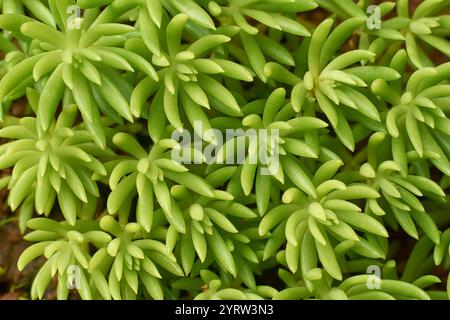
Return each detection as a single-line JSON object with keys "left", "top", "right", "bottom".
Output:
{"left": 0, "top": 0, "right": 449, "bottom": 300}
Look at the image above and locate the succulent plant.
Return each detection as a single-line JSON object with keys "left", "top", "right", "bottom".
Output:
{"left": 0, "top": 106, "right": 111, "bottom": 226}
{"left": 130, "top": 13, "right": 254, "bottom": 137}
{"left": 17, "top": 217, "right": 112, "bottom": 300}
{"left": 0, "top": 0, "right": 448, "bottom": 301}
{"left": 355, "top": 132, "right": 445, "bottom": 243}
{"left": 103, "top": 132, "right": 218, "bottom": 233}
{"left": 0, "top": 0, "right": 55, "bottom": 27}
{"left": 264, "top": 18, "right": 404, "bottom": 151}
{"left": 0, "top": 3, "right": 157, "bottom": 146}
{"left": 259, "top": 159, "right": 389, "bottom": 283}
{"left": 373, "top": 62, "right": 450, "bottom": 176}
{"left": 388, "top": 0, "right": 450, "bottom": 68}
{"left": 215, "top": 88, "right": 330, "bottom": 215}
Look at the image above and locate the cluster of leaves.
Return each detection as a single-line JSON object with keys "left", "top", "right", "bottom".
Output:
{"left": 0, "top": 0, "right": 449, "bottom": 300}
